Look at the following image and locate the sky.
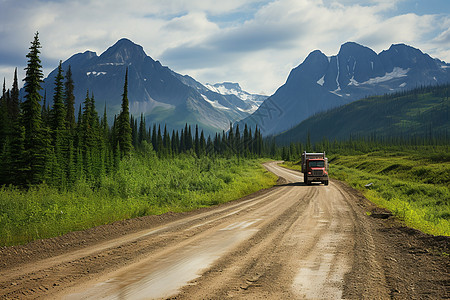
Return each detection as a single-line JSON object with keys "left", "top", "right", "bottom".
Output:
{"left": 0, "top": 0, "right": 449, "bottom": 95}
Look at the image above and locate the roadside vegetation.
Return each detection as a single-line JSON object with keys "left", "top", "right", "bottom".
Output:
{"left": 282, "top": 142, "right": 450, "bottom": 237}
{"left": 1, "top": 32, "right": 448, "bottom": 248}
{"left": 0, "top": 152, "right": 276, "bottom": 246}
{"left": 0, "top": 33, "right": 276, "bottom": 247}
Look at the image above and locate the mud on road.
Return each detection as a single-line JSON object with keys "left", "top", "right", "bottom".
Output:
{"left": 0, "top": 161, "right": 448, "bottom": 299}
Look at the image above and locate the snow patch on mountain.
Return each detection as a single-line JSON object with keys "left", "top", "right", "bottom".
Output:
{"left": 335, "top": 56, "right": 341, "bottom": 90}
{"left": 317, "top": 76, "right": 325, "bottom": 86}
{"left": 330, "top": 88, "right": 343, "bottom": 97}
{"left": 201, "top": 94, "right": 230, "bottom": 110}
{"left": 348, "top": 76, "right": 359, "bottom": 86}
{"left": 362, "top": 67, "right": 409, "bottom": 85}
{"left": 205, "top": 83, "right": 251, "bottom": 101}
{"left": 86, "top": 71, "right": 107, "bottom": 76}
{"left": 205, "top": 82, "right": 266, "bottom": 113}
{"left": 99, "top": 62, "right": 125, "bottom": 66}
{"left": 236, "top": 104, "right": 260, "bottom": 113}
{"left": 345, "top": 67, "right": 409, "bottom": 87}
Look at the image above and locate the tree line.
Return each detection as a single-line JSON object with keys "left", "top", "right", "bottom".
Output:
{"left": 278, "top": 132, "right": 450, "bottom": 162}
{"left": 0, "top": 33, "right": 269, "bottom": 188}
{"left": 3, "top": 33, "right": 446, "bottom": 188}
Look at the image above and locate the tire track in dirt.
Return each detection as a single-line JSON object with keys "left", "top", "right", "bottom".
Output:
{"left": 1, "top": 161, "right": 448, "bottom": 299}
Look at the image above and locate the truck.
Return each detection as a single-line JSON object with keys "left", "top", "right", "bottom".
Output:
{"left": 301, "top": 151, "right": 329, "bottom": 186}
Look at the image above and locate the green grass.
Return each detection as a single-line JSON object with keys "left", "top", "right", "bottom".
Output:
{"left": 280, "top": 161, "right": 302, "bottom": 172}
{"left": 282, "top": 149, "right": 450, "bottom": 236}
{"left": 0, "top": 152, "right": 277, "bottom": 246}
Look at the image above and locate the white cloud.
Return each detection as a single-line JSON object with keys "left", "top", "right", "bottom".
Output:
{"left": 0, "top": 0, "right": 448, "bottom": 93}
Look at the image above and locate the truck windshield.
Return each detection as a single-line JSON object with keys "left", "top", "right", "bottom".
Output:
{"left": 309, "top": 161, "right": 325, "bottom": 168}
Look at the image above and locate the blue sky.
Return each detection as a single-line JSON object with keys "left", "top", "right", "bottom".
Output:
{"left": 0, "top": 0, "right": 449, "bottom": 95}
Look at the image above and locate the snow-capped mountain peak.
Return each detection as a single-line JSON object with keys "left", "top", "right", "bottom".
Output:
{"left": 238, "top": 41, "right": 450, "bottom": 136}
{"left": 205, "top": 82, "right": 267, "bottom": 113}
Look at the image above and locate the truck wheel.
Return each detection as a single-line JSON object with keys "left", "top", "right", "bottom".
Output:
{"left": 324, "top": 180, "right": 329, "bottom": 186}
{"left": 304, "top": 174, "right": 308, "bottom": 184}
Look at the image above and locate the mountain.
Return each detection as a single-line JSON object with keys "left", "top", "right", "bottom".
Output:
{"left": 274, "top": 84, "right": 450, "bottom": 145}
{"left": 204, "top": 82, "right": 267, "bottom": 113}
{"left": 39, "top": 38, "right": 260, "bottom": 135}
{"left": 168, "top": 74, "right": 267, "bottom": 116}
{"left": 238, "top": 42, "right": 450, "bottom": 136}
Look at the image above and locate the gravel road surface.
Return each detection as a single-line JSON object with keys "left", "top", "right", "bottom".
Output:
{"left": 1, "top": 161, "right": 448, "bottom": 299}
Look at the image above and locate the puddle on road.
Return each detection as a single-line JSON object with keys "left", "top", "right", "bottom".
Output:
{"left": 292, "top": 211, "right": 351, "bottom": 299}
{"left": 65, "top": 220, "right": 259, "bottom": 300}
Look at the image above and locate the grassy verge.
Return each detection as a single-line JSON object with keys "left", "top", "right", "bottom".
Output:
{"left": 0, "top": 153, "right": 277, "bottom": 246}
{"left": 282, "top": 150, "right": 449, "bottom": 236}
{"left": 280, "top": 161, "right": 302, "bottom": 172}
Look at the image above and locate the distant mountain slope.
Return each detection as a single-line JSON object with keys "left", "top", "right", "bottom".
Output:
{"left": 275, "top": 84, "right": 450, "bottom": 145}
{"left": 204, "top": 82, "right": 267, "bottom": 114}
{"left": 238, "top": 42, "right": 450, "bottom": 136}
{"left": 38, "top": 38, "right": 260, "bottom": 135}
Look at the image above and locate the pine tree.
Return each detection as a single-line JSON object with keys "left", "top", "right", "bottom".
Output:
{"left": 0, "top": 79, "right": 8, "bottom": 149}
{"left": 133, "top": 116, "right": 138, "bottom": 147}
{"left": 89, "top": 93, "right": 99, "bottom": 129}
{"left": 199, "top": 130, "right": 206, "bottom": 157}
{"left": 180, "top": 128, "right": 185, "bottom": 152}
{"left": 81, "top": 91, "right": 93, "bottom": 149}
{"left": 41, "top": 90, "right": 50, "bottom": 127}
{"left": 243, "top": 124, "right": 249, "bottom": 157}
{"left": 21, "top": 32, "right": 46, "bottom": 184}
{"left": 116, "top": 68, "right": 132, "bottom": 157}
{"left": 10, "top": 68, "right": 20, "bottom": 120}
{"left": 163, "top": 125, "right": 171, "bottom": 156}
{"left": 187, "top": 125, "right": 193, "bottom": 151}
{"left": 77, "top": 104, "right": 82, "bottom": 127}
{"left": 50, "top": 61, "right": 66, "bottom": 135}
{"left": 235, "top": 124, "right": 241, "bottom": 156}
{"left": 66, "top": 138, "right": 76, "bottom": 185}
{"left": 228, "top": 123, "right": 234, "bottom": 154}
{"left": 156, "top": 125, "right": 163, "bottom": 154}
{"left": 194, "top": 124, "right": 200, "bottom": 157}
{"left": 171, "top": 130, "right": 178, "bottom": 154}
{"left": 101, "top": 105, "right": 109, "bottom": 139}
{"left": 130, "top": 115, "right": 136, "bottom": 147}
{"left": 9, "top": 125, "right": 26, "bottom": 185}
{"left": 138, "top": 113, "right": 146, "bottom": 145}
{"left": 151, "top": 124, "right": 157, "bottom": 151}
{"left": 64, "top": 65, "right": 76, "bottom": 130}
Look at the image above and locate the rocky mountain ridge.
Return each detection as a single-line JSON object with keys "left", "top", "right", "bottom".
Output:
{"left": 237, "top": 42, "right": 450, "bottom": 136}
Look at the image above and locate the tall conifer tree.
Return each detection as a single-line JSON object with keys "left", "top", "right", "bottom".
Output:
{"left": 21, "top": 32, "right": 46, "bottom": 184}
{"left": 51, "top": 61, "right": 66, "bottom": 134}
{"left": 64, "top": 65, "right": 76, "bottom": 130}
{"left": 138, "top": 113, "right": 146, "bottom": 145}
{"left": 117, "top": 68, "right": 132, "bottom": 157}
{"left": 10, "top": 68, "right": 20, "bottom": 120}
{"left": 194, "top": 124, "right": 200, "bottom": 156}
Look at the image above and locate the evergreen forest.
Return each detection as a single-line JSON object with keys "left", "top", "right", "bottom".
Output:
{"left": 0, "top": 33, "right": 448, "bottom": 246}
{"left": 0, "top": 33, "right": 268, "bottom": 190}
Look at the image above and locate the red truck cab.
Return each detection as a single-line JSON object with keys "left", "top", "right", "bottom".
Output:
{"left": 301, "top": 152, "right": 329, "bottom": 186}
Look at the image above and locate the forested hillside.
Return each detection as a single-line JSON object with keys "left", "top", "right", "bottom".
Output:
{"left": 0, "top": 33, "right": 276, "bottom": 246}
{"left": 275, "top": 84, "right": 449, "bottom": 145}
{"left": 0, "top": 33, "right": 267, "bottom": 189}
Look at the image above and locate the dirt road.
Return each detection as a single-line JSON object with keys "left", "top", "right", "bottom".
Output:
{"left": 0, "top": 162, "right": 448, "bottom": 299}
